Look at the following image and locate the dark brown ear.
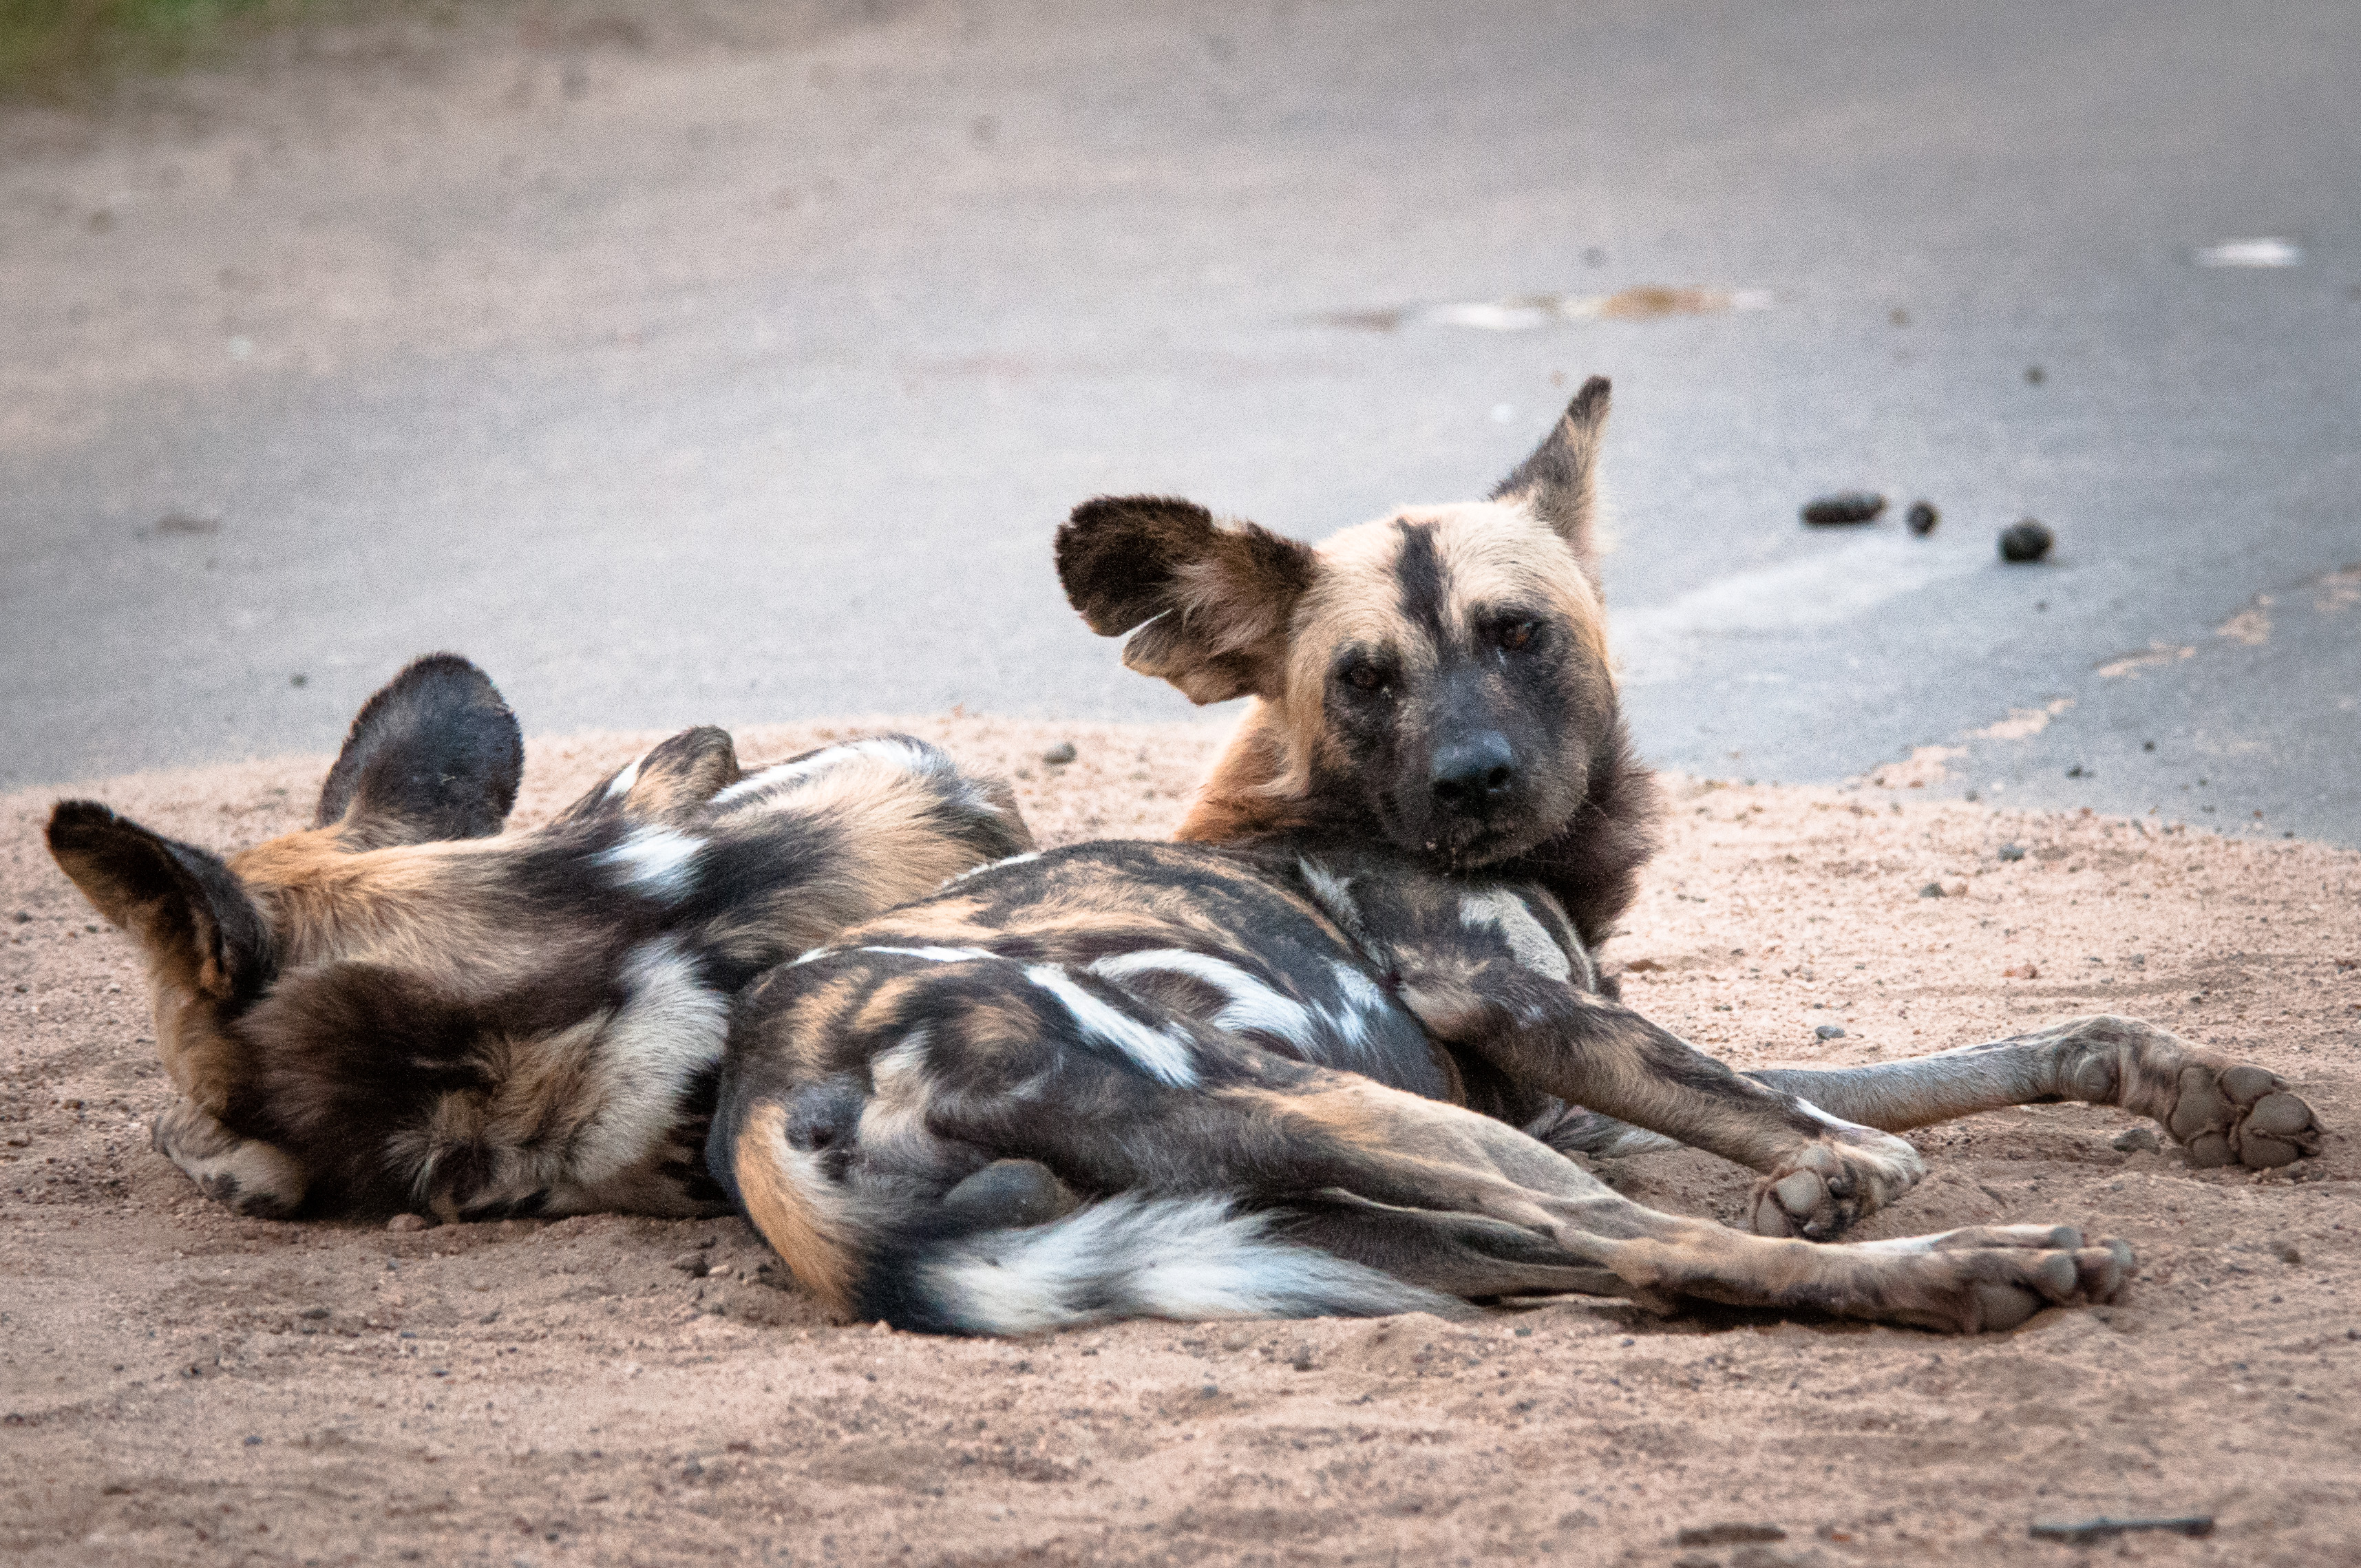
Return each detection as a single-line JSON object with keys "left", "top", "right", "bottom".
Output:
{"left": 46, "top": 802, "right": 275, "bottom": 1005}
{"left": 1490, "top": 376, "right": 1611, "bottom": 565}
{"left": 316, "top": 654, "right": 523, "bottom": 848}
{"left": 1056, "top": 496, "right": 1316, "bottom": 704}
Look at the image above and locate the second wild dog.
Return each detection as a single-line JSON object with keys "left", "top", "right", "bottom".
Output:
{"left": 46, "top": 655, "right": 1033, "bottom": 1222}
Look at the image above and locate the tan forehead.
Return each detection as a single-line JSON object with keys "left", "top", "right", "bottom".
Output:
{"left": 1300, "top": 500, "right": 1594, "bottom": 641}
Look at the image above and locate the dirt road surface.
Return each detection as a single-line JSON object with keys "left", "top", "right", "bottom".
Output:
{"left": 5, "top": 723, "right": 2355, "bottom": 1566}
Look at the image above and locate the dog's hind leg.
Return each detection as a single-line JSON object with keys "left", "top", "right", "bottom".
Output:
{"left": 1740, "top": 1014, "right": 2322, "bottom": 1170}
{"left": 1269, "top": 1192, "right": 1631, "bottom": 1300}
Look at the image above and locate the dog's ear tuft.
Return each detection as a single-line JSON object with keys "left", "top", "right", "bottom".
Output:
{"left": 47, "top": 801, "right": 274, "bottom": 1004}
{"left": 1491, "top": 376, "right": 1611, "bottom": 564}
{"left": 1057, "top": 496, "right": 1316, "bottom": 704}
{"left": 316, "top": 654, "right": 524, "bottom": 847}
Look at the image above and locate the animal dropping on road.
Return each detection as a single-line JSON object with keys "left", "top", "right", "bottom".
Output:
{"left": 1998, "top": 518, "right": 2054, "bottom": 562}
{"left": 1801, "top": 492, "right": 1886, "bottom": 526}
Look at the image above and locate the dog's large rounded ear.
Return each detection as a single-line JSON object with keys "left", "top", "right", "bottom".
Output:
{"left": 46, "top": 802, "right": 274, "bottom": 1005}
{"left": 316, "top": 654, "right": 524, "bottom": 847}
{"left": 1491, "top": 376, "right": 1611, "bottom": 566}
{"left": 1056, "top": 496, "right": 1316, "bottom": 705}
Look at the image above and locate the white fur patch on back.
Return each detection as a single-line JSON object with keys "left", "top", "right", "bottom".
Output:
{"left": 940, "top": 850, "right": 1041, "bottom": 889}
{"left": 1459, "top": 889, "right": 1573, "bottom": 981}
{"left": 597, "top": 824, "right": 704, "bottom": 900}
{"left": 1088, "top": 949, "right": 1390, "bottom": 1063}
{"left": 1026, "top": 964, "right": 1198, "bottom": 1088}
{"left": 710, "top": 736, "right": 942, "bottom": 810}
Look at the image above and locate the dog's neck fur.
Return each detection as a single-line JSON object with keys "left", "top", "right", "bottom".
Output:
{"left": 1175, "top": 700, "right": 1664, "bottom": 952}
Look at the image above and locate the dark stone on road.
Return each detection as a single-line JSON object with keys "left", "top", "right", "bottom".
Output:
{"left": 1906, "top": 500, "right": 1939, "bottom": 536}
{"left": 1998, "top": 518, "right": 2054, "bottom": 562}
{"left": 1997, "top": 843, "right": 2026, "bottom": 860}
{"left": 1814, "top": 1024, "right": 1846, "bottom": 1040}
{"left": 1801, "top": 492, "right": 1885, "bottom": 526}
{"left": 1041, "top": 741, "right": 1078, "bottom": 765}
{"left": 1677, "top": 1524, "right": 1786, "bottom": 1547}
{"left": 2028, "top": 1516, "right": 2213, "bottom": 1545}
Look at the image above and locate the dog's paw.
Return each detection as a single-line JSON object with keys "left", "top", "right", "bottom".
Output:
{"left": 1864, "top": 1225, "right": 2133, "bottom": 1333}
{"left": 2161, "top": 1060, "right": 2322, "bottom": 1169}
{"left": 1750, "top": 1132, "right": 1926, "bottom": 1240}
{"left": 153, "top": 1099, "right": 307, "bottom": 1218}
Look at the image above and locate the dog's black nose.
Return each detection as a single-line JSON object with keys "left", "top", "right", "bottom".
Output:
{"left": 1430, "top": 732, "right": 1518, "bottom": 816}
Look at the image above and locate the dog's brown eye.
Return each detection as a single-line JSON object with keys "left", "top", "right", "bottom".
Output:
{"left": 1499, "top": 620, "right": 1537, "bottom": 652}
{"left": 1345, "top": 664, "right": 1385, "bottom": 693}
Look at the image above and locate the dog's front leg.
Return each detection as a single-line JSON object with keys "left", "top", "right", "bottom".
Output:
{"left": 1744, "top": 1013, "right": 2322, "bottom": 1169}
{"left": 1395, "top": 957, "right": 1923, "bottom": 1238}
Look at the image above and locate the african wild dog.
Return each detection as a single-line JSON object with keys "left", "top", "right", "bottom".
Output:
{"left": 46, "top": 654, "right": 1032, "bottom": 1222}
{"left": 710, "top": 377, "right": 2321, "bottom": 1335}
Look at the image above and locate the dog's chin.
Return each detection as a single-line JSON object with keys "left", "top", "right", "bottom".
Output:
{"left": 1387, "top": 810, "right": 1547, "bottom": 871}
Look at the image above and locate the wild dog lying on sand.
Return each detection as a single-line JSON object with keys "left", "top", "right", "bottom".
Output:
{"left": 711, "top": 377, "right": 2322, "bottom": 1335}
{"left": 45, "top": 655, "right": 1032, "bottom": 1222}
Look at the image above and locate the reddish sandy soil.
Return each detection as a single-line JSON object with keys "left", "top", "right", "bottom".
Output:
{"left": 4, "top": 718, "right": 2357, "bottom": 1567}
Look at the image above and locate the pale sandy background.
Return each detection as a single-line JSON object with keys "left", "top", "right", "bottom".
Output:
{"left": 3, "top": 719, "right": 2356, "bottom": 1566}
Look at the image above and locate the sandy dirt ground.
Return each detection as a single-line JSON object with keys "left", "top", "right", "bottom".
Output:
{"left": 3, "top": 718, "right": 2357, "bottom": 1567}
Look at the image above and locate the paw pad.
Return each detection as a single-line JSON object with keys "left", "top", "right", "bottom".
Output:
{"left": 2165, "top": 1063, "right": 2321, "bottom": 1170}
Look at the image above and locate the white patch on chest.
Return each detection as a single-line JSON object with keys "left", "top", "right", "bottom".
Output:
{"left": 1295, "top": 858, "right": 1368, "bottom": 942}
{"left": 1458, "top": 889, "right": 1574, "bottom": 981}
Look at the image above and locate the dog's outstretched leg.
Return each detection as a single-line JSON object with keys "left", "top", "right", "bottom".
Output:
{"left": 1737, "top": 1015, "right": 2322, "bottom": 1169}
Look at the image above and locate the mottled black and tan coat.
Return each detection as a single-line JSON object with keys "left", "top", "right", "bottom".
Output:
{"left": 47, "top": 657, "right": 1032, "bottom": 1221}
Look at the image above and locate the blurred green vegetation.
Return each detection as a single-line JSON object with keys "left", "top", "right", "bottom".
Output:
{"left": 0, "top": 0, "right": 315, "bottom": 100}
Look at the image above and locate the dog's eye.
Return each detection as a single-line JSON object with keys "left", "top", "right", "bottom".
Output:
{"left": 1343, "top": 664, "right": 1386, "bottom": 694}
{"left": 1498, "top": 620, "right": 1538, "bottom": 653}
